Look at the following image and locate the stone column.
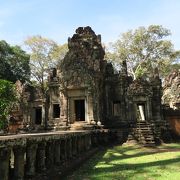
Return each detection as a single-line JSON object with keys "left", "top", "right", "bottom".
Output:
{"left": 92, "top": 132, "right": 98, "bottom": 147}
{"left": 67, "top": 137, "right": 72, "bottom": 159}
{"left": 96, "top": 92, "right": 101, "bottom": 125}
{"left": 77, "top": 136, "right": 82, "bottom": 154}
{"left": 0, "top": 147, "right": 11, "bottom": 180}
{"left": 104, "top": 131, "right": 109, "bottom": 144}
{"left": 87, "top": 134, "right": 92, "bottom": 150}
{"left": 76, "top": 136, "right": 80, "bottom": 154}
{"left": 80, "top": 135, "right": 84, "bottom": 152}
{"left": 60, "top": 92, "right": 66, "bottom": 119}
{"left": 66, "top": 138, "right": 70, "bottom": 159}
{"left": 82, "top": 135, "right": 86, "bottom": 152}
{"left": 46, "top": 140, "right": 55, "bottom": 168}
{"left": 60, "top": 139, "right": 67, "bottom": 161}
{"left": 13, "top": 146, "right": 25, "bottom": 180}
{"left": 85, "top": 135, "right": 88, "bottom": 151}
{"left": 41, "top": 103, "right": 45, "bottom": 127}
{"left": 84, "top": 134, "right": 91, "bottom": 151}
{"left": 87, "top": 89, "right": 94, "bottom": 124}
{"left": 80, "top": 136, "right": 84, "bottom": 153}
{"left": 36, "top": 142, "right": 46, "bottom": 172}
{"left": 105, "top": 84, "right": 110, "bottom": 116}
{"left": 26, "top": 143, "right": 38, "bottom": 177}
{"left": 63, "top": 94, "right": 68, "bottom": 125}
{"left": 54, "top": 140, "right": 61, "bottom": 165}
{"left": 72, "top": 136, "right": 77, "bottom": 157}
{"left": 147, "top": 97, "right": 153, "bottom": 120}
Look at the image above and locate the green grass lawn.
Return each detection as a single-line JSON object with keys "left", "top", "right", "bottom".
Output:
{"left": 66, "top": 143, "right": 180, "bottom": 180}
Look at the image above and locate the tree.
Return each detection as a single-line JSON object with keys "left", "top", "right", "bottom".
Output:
{"left": 24, "top": 35, "right": 68, "bottom": 128}
{"left": 106, "top": 25, "right": 180, "bottom": 79}
{"left": 0, "top": 40, "right": 30, "bottom": 83}
{"left": 0, "top": 79, "right": 17, "bottom": 131}
{"left": 24, "top": 35, "right": 68, "bottom": 93}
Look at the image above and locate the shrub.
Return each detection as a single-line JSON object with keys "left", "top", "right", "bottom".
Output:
{"left": 0, "top": 79, "right": 17, "bottom": 131}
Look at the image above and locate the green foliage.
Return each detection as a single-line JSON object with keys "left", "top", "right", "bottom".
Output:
{"left": 24, "top": 35, "right": 68, "bottom": 93}
{"left": 0, "top": 79, "right": 17, "bottom": 130}
{"left": 162, "top": 61, "right": 180, "bottom": 77}
{"left": 0, "top": 40, "right": 30, "bottom": 83}
{"left": 106, "top": 25, "right": 180, "bottom": 79}
{"left": 68, "top": 143, "right": 180, "bottom": 180}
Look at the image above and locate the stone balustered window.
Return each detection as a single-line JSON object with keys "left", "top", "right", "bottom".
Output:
{"left": 113, "top": 101, "right": 121, "bottom": 116}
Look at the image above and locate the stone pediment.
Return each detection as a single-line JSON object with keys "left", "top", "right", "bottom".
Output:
{"left": 127, "top": 78, "right": 153, "bottom": 96}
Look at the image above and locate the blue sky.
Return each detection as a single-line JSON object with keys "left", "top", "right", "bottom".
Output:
{"left": 0, "top": 0, "right": 180, "bottom": 49}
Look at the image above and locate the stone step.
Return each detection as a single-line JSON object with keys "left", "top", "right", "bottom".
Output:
{"left": 128, "top": 122, "right": 156, "bottom": 145}
{"left": 137, "top": 129, "right": 153, "bottom": 132}
{"left": 70, "top": 122, "right": 95, "bottom": 130}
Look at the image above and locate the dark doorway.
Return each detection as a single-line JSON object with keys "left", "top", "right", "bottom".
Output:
{"left": 35, "top": 107, "right": 42, "bottom": 125}
{"left": 136, "top": 103, "right": 146, "bottom": 121}
{"left": 75, "top": 100, "right": 85, "bottom": 121}
{"left": 53, "top": 104, "right": 60, "bottom": 118}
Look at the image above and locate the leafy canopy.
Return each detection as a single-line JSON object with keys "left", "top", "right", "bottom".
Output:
{"left": 0, "top": 40, "right": 30, "bottom": 83}
{"left": 0, "top": 79, "right": 17, "bottom": 130}
{"left": 24, "top": 35, "right": 68, "bottom": 93}
{"left": 106, "top": 25, "right": 180, "bottom": 79}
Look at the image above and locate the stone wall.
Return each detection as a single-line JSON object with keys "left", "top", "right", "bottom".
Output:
{"left": 162, "top": 70, "right": 180, "bottom": 110}
{"left": 13, "top": 26, "right": 170, "bottom": 145}
{"left": 163, "top": 106, "right": 180, "bottom": 138}
{"left": 126, "top": 76, "right": 170, "bottom": 145}
{"left": 0, "top": 130, "right": 115, "bottom": 180}
{"left": 103, "top": 62, "right": 130, "bottom": 128}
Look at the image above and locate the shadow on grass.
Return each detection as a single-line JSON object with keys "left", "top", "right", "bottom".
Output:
{"left": 94, "top": 156, "right": 180, "bottom": 176}
{"left": 104, "top": 145, "right": 180, "bottom": 164}
{"left": 63, "top": 148, "right": 108, "bottom": 180}
{"left": 66, "top": 144, "right": 180, "bottom": 180}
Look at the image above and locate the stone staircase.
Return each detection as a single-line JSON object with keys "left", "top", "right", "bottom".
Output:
{"left": 128, "top": 121, "right": 156, "bottom": 146}
{"left": 70, "top": 121, "right": 95, "bottom": 130}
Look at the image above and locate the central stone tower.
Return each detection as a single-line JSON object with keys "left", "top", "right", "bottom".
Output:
{"left": 48, "top": 26, "right": 105, "bottom": 130}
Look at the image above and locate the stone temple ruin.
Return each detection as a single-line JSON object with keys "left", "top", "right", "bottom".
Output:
{"left": 16, "top": 26, "right": 172, "bottom": 146}
{"left": 162, "top": 70, "right": 180, "bottom": 137}
{"left": 1, "top": 26, "right": 179, "bottom": 180}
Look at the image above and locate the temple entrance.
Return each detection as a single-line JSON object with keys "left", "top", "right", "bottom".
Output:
{"left": 53, "top": 104, "right": 60, "bottom": 118}
{"left": 136, "top": 103, "right": 146, "bottom": 121}
{"left": 35, "top": 107, "right": 42, "bottom": 125}
{"left": 74, "top": 100, "right": 85, "bottom": 121}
